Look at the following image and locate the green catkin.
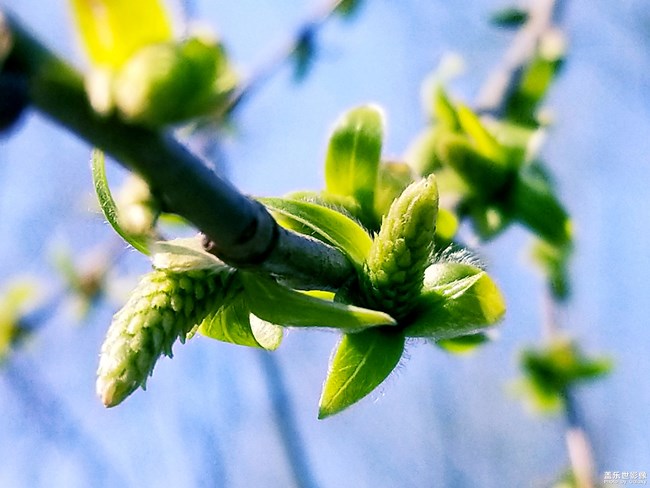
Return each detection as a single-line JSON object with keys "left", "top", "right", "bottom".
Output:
{"left": 362, "top": 174, "right": 439, "bottom": 320}
{"left": 96, "top": 268, "right": 228, "bottom": 407}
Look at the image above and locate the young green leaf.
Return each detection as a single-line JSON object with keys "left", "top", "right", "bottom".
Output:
{"left": 199, "top": 286, "right": 282, "bottom": 350}
{"left": 490, "top": 7, "right": 529, "bottom": 28}
{"left": 70, "top": 0, "right": 173, "bottom": 68}
{"left": 404, "top": 262, "right": 505, "bottom": 339}
{"left": 436, "top": 332, "right": 490, "bottom": 354}
{"left": 456, "top": 103, "right": 508, "bottom": 164}
{"left": 241, "top": 273, "right": 396, "bottom": 331}
{"left": 91, "top": 149, "right": 151, "bottom": 255}
{"left": 509, "top": 170, "right": 572, "bottom": 247}
{"left": 325, "top": 105, "right": 384, "bottom": 215}
{"left": 436, "top": 133, "right": 511, "bottom": 198}
{"left": 431, "top": 85, "right": 461, "bottom": 130}
{"left": 260, "top": 197, "right": 372, "bottom": 268}
{"left": 318, "top": 328, "right": 405, "bottom": 419}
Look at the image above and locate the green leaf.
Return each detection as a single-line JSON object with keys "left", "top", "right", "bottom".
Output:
{"left": 325, "top": 105, "right": 384, "bottom": 215}
{"left": 151, "top": 236, "right": 232, "bottom": 273}
{"left": 0, "top": 280, "right": 39, "bottom": 361}
{"left": 70, "top": 0, "right": 173, "bottom": 68}
{"left": 436, "top": 332, "right": 490, "bottom": 354}
{"left": 431, "top": 85, "right": 461, "bottom": 130}
{"left": 292, "top": 30, "right": 316, "bottom": 81}
{"left": 241, "top": 273, "right": 396, "bottom": 331}
{"left": 199, "top": 287, "right": 282, "bottom": 350}
{"left": 435, "top": 207, "right": 459, "bottom": 248}
{"left": 404, "top": 263, "right": 505, "bottom": 339}
{"left": 530, "top": 239, "right": 571, "bottom": 300}
{"left": 509, "top": 170, "right": 572, "bottom": 246}
{"left": 91, "top": 149, "right": 151, "bottom": 255}
{"left": 468, "top": 203, "right": 511, "bottom": 241}
{"left": 456, "top": 104, "right": 508, "bottom": 164}
{"left": 260, "top": 197, "right": 372, "bottom": 268}
{"left": 490, "top": 8, "right": 529, "bottom": 28}
{"left": 336, "top": 0, "right": 364, "bottom": 18}
{"left": 436, "top": 133, "right": 511, "bottom": 198}
{"left": 318, "top": 328, "right": 405, "bottom": 418}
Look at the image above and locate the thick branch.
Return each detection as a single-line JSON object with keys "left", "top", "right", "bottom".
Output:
{"left": 1, "top": 12, "right": 352, "bottom": 290}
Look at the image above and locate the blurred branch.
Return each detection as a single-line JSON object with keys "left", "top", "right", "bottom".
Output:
{"left": 475, "top": 1, "right": 598, "bottom": 485}
{"left": 476, "top": 0, "right": 565, "bottom": 115}
{"left": 1, "top": 11, "right": 353, "bottom": 291}
{"left": 2, "top": 359, "right": 130, "bottom": 485}
{"left": 223, "top": 0, "right": 347, "bottom": 116}
{"left": 258, "top": 351, "right": 319, "bottom": 488}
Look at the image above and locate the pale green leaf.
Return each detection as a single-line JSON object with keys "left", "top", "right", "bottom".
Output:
{"left": 436, "top": 332, "right": 490, "bottom": 354}
{"left": 456, "top": 103, "right": 508, "bottom": 164}
{"left": 199, "top": 288, "right": 281, "bottom": 350}
{"left": 151, "top": 236, "right": 232, "bottom": 273}
{"left": 249, "top": 314, "right": 283, "bottom": 351}
{"left": 259, "top": 197, "right": 372, "bottom": 268}
{"left": 318, "top": 328, "right": 404, "bottom": 419}
{"left": 404, "top": 262, "right": 505, "bottom": 339}
{"left": 241, "top": 273, "right": 396, "bottom": 331}
{"left": 91, "top": 149, "right": 151, "bottom": 255}
{"left": 70, "top": 0, "right": 173, "bottom": 68}
{"left": 325, "top": 105, "right": 384, "bottom": 213}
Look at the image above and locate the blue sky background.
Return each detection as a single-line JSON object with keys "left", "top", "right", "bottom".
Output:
{"left": 1, "top": 1, "right": 649, "bottom": 487}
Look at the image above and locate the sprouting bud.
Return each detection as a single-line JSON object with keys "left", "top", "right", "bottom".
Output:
{"left": 361, "top": 174, "right": 439, "bottom": 320}
{"left": 113, "top": 37, "right": 236, "bottom": 126}
{"left": 96, "top": 268, "right": 228, "bottom": 407}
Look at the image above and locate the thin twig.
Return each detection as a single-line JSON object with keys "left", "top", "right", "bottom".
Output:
{"left": 476, "top": 0, "right": 565, "bottom": 116}
{"left": 475, "top": 1, "right": 597, "bottom": 485}
{"left": 222, "top": 0, "right": 346, "bottom": 116}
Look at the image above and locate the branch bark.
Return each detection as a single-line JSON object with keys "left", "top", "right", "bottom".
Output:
{"left": 1, "top": 11, "right": 353, "bottom": 291}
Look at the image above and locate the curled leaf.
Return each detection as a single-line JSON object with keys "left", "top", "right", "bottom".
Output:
{"left": 318, "top": 328, "right": 405, "bottom": 419}
{"left": 91, "top": 149, "right": 151, "bottom": 255}
{"left": 404, "top": 262, "right": 505, "bottom": 339}
{"left": 199, "top": 285, "right": 282, "bottom": 350}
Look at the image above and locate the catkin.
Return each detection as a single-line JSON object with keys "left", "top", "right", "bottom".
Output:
{"left": 97, "top": 268, "right": 228, "bottom": 407}
{"left": 362, "top": 174, "right": 438, "bottom": 320}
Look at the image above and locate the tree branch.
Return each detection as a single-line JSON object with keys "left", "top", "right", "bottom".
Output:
{"left": 475, "top": 0, "right": 565, "bottom": 116}
{"left": 1, "top": 11, "right": 353, "bottom": 290}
